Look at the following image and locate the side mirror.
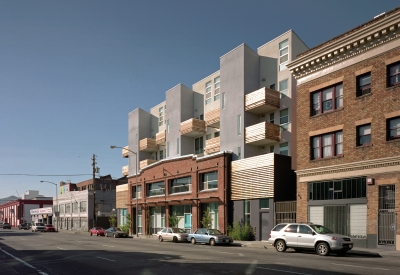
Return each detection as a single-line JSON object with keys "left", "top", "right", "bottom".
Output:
{"left": 312, "top": 231, "right": 316, "bottom": 235}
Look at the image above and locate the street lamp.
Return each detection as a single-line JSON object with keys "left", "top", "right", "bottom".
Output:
{"left": 40, "top": 180, "right": 58, "bottom": 232}
{"left": 110, "top": 145, "right": 139, "bottom": 237}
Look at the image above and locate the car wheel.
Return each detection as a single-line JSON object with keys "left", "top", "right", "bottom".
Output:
{"left": 90, "top": 232, "right": 92, "bottom": 236}
{"left": 173, "top": 236, "right": 178, "bottom": 243}
{"left": 275, "top": 240, "right": 287, "bottom": 252}
{"left": 159, "top": 236, "right": 163, "bottom": 242}
{"left": 209, "top": 238, "right": 216, "bottom": 246}
{"left": 191, "top": 238, "right": 196, "bottom": 245}
{"left": 316, "top": 242, "right": 330, "bottom": 256}
{"left": 113, "top": 234, "right": 117, "bottom": 238}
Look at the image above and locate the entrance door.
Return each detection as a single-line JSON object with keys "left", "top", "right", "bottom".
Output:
{"left": 260, "top": 213, "right": 270, "bottom": 241}
{"left": 184, "top": 214, "right": 192, "bottom": 233}
{"left": 378, "top": 185, "right": 396, "bottom": 245}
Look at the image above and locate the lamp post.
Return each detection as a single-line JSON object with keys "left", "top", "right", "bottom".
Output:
{"left": 40, "top": 180, "right": 58, "bottom": 232}
{"left": 110, "top": 145, "right": 139, "bottom": 237}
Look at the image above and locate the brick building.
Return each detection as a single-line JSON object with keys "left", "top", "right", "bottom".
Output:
{"left": 288, "top": 8, "right": 400, "bottom": 249}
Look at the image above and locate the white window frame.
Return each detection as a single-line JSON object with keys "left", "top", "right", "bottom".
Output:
{"left": 214, "top": 76, "right": 220, "bottom": 101}
{"left": 279, "top": 39, "right": 289, "bottom": 71}
{"left": 159, "top": 107, "right": 164, "bottom": 126}
{"left": 205, "top": 81, "right": 212, "bottom": 105}
{"left": 279, "top": 79, "right": 289, "bottom": 98}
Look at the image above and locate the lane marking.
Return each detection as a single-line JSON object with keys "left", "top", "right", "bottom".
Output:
{"left": 332, "top": 263, "right": 389, "bottom": 271}
{"left": 102, "top": 245, "right": 115, "bottom": 247}
{"left": 97, "top": 257, "right": 115, "bottom": 262}
{"left": 257, "top": 267, "right": 312, "bottom": 275}
{"left": 0, "top": 247, "right": 49, "bottom": 275}
{"left": 57, "top": 247, "right": 67, "bottom": 250}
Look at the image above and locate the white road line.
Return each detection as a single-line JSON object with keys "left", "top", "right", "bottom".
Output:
{"left": 97, "top": 256, "right": 115, "bottom": 262}
{"left": 102, "top": 245, "right": 115, "bottom": 247}
{"left": 57, "top": 247, "right": 67, "bottom": 250}
{"left": 218, "top": 252, "right": 235, "bottom": 254}
{"left": 331, "top": 263, "right": 389, "bottom": 271}
{"left": 0, "top": 247, "right": 49, "bottom": 275}
{"left": 257, "top": 267, "right": 312, "bottom": 275}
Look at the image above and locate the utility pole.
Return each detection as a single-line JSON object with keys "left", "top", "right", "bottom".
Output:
{"left": 92, "top": 154, "right": 96, "bottom": 228}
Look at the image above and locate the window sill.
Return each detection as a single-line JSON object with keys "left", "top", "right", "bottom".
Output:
{"left": 199, "top": 189, "right": 218, "bottom": 193}
{"left": 355, "top": 143, "right": 373, "bottom": 149}
{"left": 355, "top": 93, "right": 372, "bottom": 99}
{"left": 386, "top": 84, "right": 400, "bottom": 92}
{"left": 310, "top": 107, "right": 344, "bottom": 119}
{"left": 310, "top": 155, "right": 344, "bottom": 162}
{"left": 168, "top": 191, "right": 192, "bottom": 196}
{"left": 386, "top": 138, "right": 400, "bottom": 144}
{"left": 146, "top": 194, "right": 166, "bottom": 198}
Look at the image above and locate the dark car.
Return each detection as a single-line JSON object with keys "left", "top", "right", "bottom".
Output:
{"left": 89, "top": 227, "right": 105, "bottom": 236}
{"left": 2, "top": 223, "right": 11, "bottom": 229}
{"left": 18, "top": 223, "right": 29, "bottom": 230}
{"left": 45, "top": 224, "right": 56, "bottom": 232}
{"left": 104, "top": 227, "right": 128, "bottom": 238}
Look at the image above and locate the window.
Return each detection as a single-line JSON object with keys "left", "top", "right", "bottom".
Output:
{"left": 280, "top": 109, "right": 289, "bottom": 131}
{"left": 269, "top": 113, "right": 274, "bottom": 124}
{"left": 269, "top": 145, "right": 274, "bottom": 153}
{"left": 167, "top": 120, "right": 170, "bottom": 133}
{"left": 159, "top": 107, "right": 164, "bottom": 126}
{"left": 311, "top": 83, "right": 343, "bottom": 116}
{"left": 169, "top": 177, "right": 191, "bottom": 194}
{"left": 312, "top": 131, "right": 343, "bottom": 159}
{"left": 285, "top": 225, "right": 297, "bottom": 233}
{"left": 222, "top": 92, "right": 225, "bottom": 109}
{"left": 196, "top": 114, "right": 204, "bottom": 120}
{"left": 214, "top": 131, "right": 220, "bottom": 138}
{"left": 159, "top": 150, "right": 164, "bottom": 160}
{"left": 88, "top": 184, "right": 93, "bottom": 190}
{"left": 147, "top": 181, "right": 165, "bottom": 197}
{"left": 237, "top": 114, "right": 241, "bottom": 135}
{"left": 206, "top": 134, "right": 211, "bottom": 140}
{"left": 80, "top": 201, "right": 87, "bottom": 212}
{"left": 59, "top": 204, "right": 64, "bottom": 214}
{"left": 279, "top": 142, "right": 288, "bottom": 156}
{"left": 357, "top": 124, "right": 371, "bottom": 146}
{"left": 299, "top": 225, "right": 313, "bottom": 234}
{"left": 244, "top": 200, "right": 250, "bottom": 224}
{"left": 388, "top": 116, "right": 400, "bottom": 140}
{"left": 65, "top": 204, "right": 71, "bottom": 213}
{"left": 176, "top": 138, "right": 179, "bottom": 154}
{"left": 238, "top": 147, "right": 241, "bottom": 160}
{"left": 214, "top": 76, "right": 220, "bottom": 100}
{"left": 270, "top": 84, "right": 276, "bottom": 90}
{"left": 132, "top": 185, "right": 142, "bottom": 199}
{"left": 308, "top": 177, "right": 366, "bottom": 200}
{"left": 200, "top": 171, "right": 218, "bottom": 190}
{"left": 154, "top": 151, "right": 158, "bottom": 160}
{"left": 205, "top": 81, "right": 212, "bottom": 105}
{"left": 388, "top": 62, "right": 400, "bottom": 87}
{"left": 279, "top": 79, "right": 288, "bottom": 98}
{"left": 195, "top": 137, "right": 204, "bottom": 154}
{"left": 357, "top": 73, "right": 371, "bottom": 96}
{"left": 279, "top": 39, "right": 289, "bottom": 71}
{"left": 260, "top": 198, "right": 269, "bottom": 209}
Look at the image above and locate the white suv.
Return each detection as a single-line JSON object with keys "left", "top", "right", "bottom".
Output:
{"left": 268, "top": 223, "right": 353, "bottom": 256}
{"left": 31, "top": 222, "right": 46, "bottom": 232}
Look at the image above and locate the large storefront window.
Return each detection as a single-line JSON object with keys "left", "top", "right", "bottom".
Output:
{"left": 171, "top": 205, "right": 192, "bottom": 232}
{"left": 150, "top": 206, "right": 165, "bottom": 234}
{"left": 202, "top": 203, "right": 218, "bottom": 229}
{"left": 137, "top": 209, "right": 143, "bottom": 234}
{"left": 118, "top": 209, "right": 127, "bottom": 226}
{"left": 308, "top": 177, "right": 366, "bottom": 200}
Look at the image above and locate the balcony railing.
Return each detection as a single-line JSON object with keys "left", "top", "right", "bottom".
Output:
{"left": 147, "top": 188, "right": 165, "bottom": 197}
{"left": 169, "top": 184, "right": 192, "bottom": 194}
{"left": 180, "top": 118, "right": 206, "bottom": 138}
{"left": 139, "top": 159, "right": 157, "bottom": 170}
{"left": 139, "top": 138, "right": 158, "bottom": 152}
{"left": 122, "top": 146, "right": 129, "bottom": 158}
{"left": 205, "top": 108, "right": 220, "bottom": 128}
{"left": 156, "top": 130, "right": 166, "bottom": 145}
{"left": 122, "top": 165, "right": 129, "bottom": 176}
{"left": 245, "top": 87, "right": 280, "bottom": 114}
{"left": 245, "top": 121, "right": 280, "bottom": 146}
{"left": 205, "top": 136, "right": 220, "bottom": 155}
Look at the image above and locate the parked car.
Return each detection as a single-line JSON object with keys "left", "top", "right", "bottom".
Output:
{"left": 89, "top": 227, "right": 105, "bottom": 236}
{"left": 188, "top": 228, "right": 233, "bottom": 246}
{"left": 104, "top": 227, "right": 128, "bottom": 238}
{"left": 2, "top": 223, "right": 11, "bottom": 229}
{"left": 18, "top": 223, "right": 29, "bottom": 230}
{"left": 45, "top": 224, "right": 56, "bottom": 232}
{"left": 268, "top": 223, "right": 353, "bottom": 256}
{"left": 31, "top": 222, "right": 46, "bottom": 232}
{"left": 157, "top": 227, "right": 189, "bottom": 243}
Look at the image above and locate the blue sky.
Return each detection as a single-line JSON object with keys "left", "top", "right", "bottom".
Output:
{"left": 1, "top": 0, "right": 399, "bottom": 198}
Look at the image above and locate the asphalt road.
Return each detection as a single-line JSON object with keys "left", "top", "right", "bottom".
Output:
{"left": 1, "top": 229, "right": 399, "bottom": 275}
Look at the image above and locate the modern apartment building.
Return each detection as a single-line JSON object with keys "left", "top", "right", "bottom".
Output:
{"left": 288, "top": 7, "right": 400, "bottom": 249}
{"left": 119, "top": 30, "right": 308, "bottom": 240}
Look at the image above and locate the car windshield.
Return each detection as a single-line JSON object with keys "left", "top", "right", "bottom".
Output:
{"left": 207, "top": 229, "right": 223, "bottom": 235}
{"left": 172, "top": 228, "right": 185, "bottom": 233}
{"left": 310, "top": 224, "right": 334, "bottom": 234}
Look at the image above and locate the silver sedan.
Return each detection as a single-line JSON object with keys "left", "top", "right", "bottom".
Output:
{"left": 157, "top": 227, "right": 188, "bottom": 243}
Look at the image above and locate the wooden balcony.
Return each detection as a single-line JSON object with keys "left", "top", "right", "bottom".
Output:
{"left": 139, "top": 138, "right": 158, "bottom": 152}
{"left": 139, "top": 159, "right": 157, "bottom": 170}
{"left": 180, "top": 118, "right": 206, "bottom": 138}
{"left": 122, "top": 146, "right": 129, "bottom": 158}
{"left": 205, "top": 108, "right": 220, "bottom": 128}
{"left": 156, "top": 130, "right": 166, "bottom": 145}
{"left": 122, "top": 165, "right": 129, "bottom": 176}
{"left": 205, "top": 137, "right": 220, "bottom": 154}
{"left": 245, "top": 87, "right": 280, "bottom": 114}
{"left": 245, "top": 121, "right": 280, "bottom": 146}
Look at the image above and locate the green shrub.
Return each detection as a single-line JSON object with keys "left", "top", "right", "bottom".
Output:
{"left": 120, "top": 224, "right": 129, "bottom": 233}
{"left": 228, "top": 220, "right": 253, "bottom": 241}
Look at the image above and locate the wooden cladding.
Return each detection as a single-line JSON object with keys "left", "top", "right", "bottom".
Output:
{"left": 180, "top": 118, "right": 206, "bottom": 137}
{"left": 139, "top": 138, "right": 158, "bottom": 152}
{"left": 231, "top": 154, "right": 274, "bottom": 200}
{"left": 122, "top": 165, "right": 129, "bottom": 176}
{"left": 205, "top": 108, "right": 220, "bottom": 127}
{"left": 245, "top": 121, "right": 280, "bottom": 145}
{"left": 139, "top": 159, "right": 157, "bottom": 170}
{"left": 122, "top": 146, "right": 129, "bottom": 158}
{"left": 156, "top": 130, "right": 166, "bottom": 145}
{"left": 116, "top": 184, "right": 128, "bottom": 208}
{"left": 205, "top": 137, "right": 220, "bottom": 154}
{"left": 245, "top": 87, "right": 280, "bottom": 114}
